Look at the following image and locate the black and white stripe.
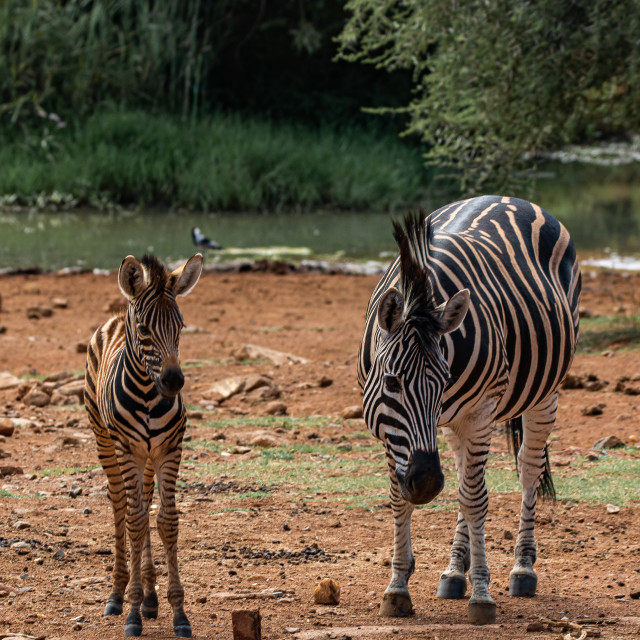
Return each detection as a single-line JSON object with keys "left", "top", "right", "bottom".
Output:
{"left": 85, "top": 253, "right": 202, "bottom": 638}
{"left": 358, "top": 196, "right": 581, "bottom": 623}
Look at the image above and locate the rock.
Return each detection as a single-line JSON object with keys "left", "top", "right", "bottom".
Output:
{"left": 53, "top": 549, "right": 65, "bottom": 560}
{"left": 246, "top": 385, "right": 281, "bottom": 403}
{"left": 23, "top": 389, "right": 50, "bottom": 407}
{"left": 503, "top": 529, "right": 514, "bottom": 540}
{"left": 318, "top": 376, "right": 333, "bottom": 388}
{"left": 561, "top": 373, "right": 584, "bottom": 389}
{"left": 526, "top": 621, "right": 545, "bottom": 632}
{"left": 26, "top": 306, "right": 53, "bottom": 319}
{"left": 51, "top": 297, "right": 68, "bottom": 308}
{"left": 43, "top": 370, "right": 72, "bottom": 383}
{"left": 265, "top": 401, "right": 287, "bottom": 416}
{"left": 0, "top": 419, "right": 15, "bottom": 437}
{"left": 0, "top": 325, "right": 6, "bottom": 334}
{"left": 581, "top": 404, "right": 604, "bottom": 417}
{"left": 248, "top": 433, "right": 281, "bottom": 448}
{"left": 56, "top": 379, "right": 85, "bottom": 401}
{"left": 616, "top": 414, "right": 632, "bottom": 422}
{"left": 75, "top": 342, "right": 88, "bottom": 354}
{"left": 630, "top": 590, "right": 640, "bottom": 600}
{"left": 203, "top": 376, "right": 246, "bottom": 402}
{"left": 342, "top": 405, "right": 363, "bottom": 420}
{"left": 629, "top": 434, "right": 637, "bottom": 443}
{"left": 0, "top": 372, "right": 22, "bottom": 391}
{"left": 231, "top": 446, "right": 252, "bottom": 455}
{"left": 244, "top": 375, "right": 274, "bottom": 393}
{"left": 231, "top": 609, "right": 261, "bottom": 640}
{"left": 188, "top": 410, "right": 204, "bottom": 420}
{"left": 234, "top": 344, "right": 309, "bottom": 366}
{"left": 579, "top": 308, "right": 596, "bottom": 318}
{"left": 0, "top": 465, "right": 24, "bottom": 477}
{"left": 594, "top": 435, "right": 625, "bottom": 450}
{"left": 13, "top": 521, "right": 30, "bottom": 530}
{"left": 606, "top": 504, "right": 620, "bottom": 514}
{"left": 313, "top": 578, "right": 340, "bottom": 605}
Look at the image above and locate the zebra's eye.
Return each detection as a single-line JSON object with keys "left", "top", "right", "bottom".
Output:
{"left": 383, "top": 374, "right": 402, "bottom": 394}
{"left": 137, "top": 324, "right": 151, "bottom": 337}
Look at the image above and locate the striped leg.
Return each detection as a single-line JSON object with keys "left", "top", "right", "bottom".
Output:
{"left": 155, "top": 447, "right": 191, "bottom": 638}
{"left": 451, "top": 403, "right": 497, "bottom": 624}
{"left": 91, "top": 424, "right": 129, "bottom": 617}
{"left": 437, "top": 427, "right": 470, "bottom": 599}
{"left": 141, "top": 459, "right": 158, "bottom": 618}
{"left": 510, "top": 393, "right": 557, "bottom": 597}
{"left": 116, "top": 443, "right": 148, "bottom": 638}
{"left": 379, "top": 463, "right": 415, "bottom": 617}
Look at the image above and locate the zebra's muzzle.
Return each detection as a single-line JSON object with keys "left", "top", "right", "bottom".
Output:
{"left": 397, "top": 449, "right": 444, "bottom": 505}
{"left": 157, "top": 365, "right": 184, "bottom": 398}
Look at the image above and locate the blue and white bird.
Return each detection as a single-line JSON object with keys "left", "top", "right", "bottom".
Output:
{"left": 191, "top": 227, "right": 222, "bottom": 251}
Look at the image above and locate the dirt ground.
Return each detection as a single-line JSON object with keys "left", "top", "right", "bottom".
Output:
{"left": 0, "top": 264, "right": 639, "bottom": 640}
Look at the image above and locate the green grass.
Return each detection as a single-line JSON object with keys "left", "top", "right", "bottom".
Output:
{"left": 40, "top": 465, "right": 100, "bottom": 477}
{"left": 197, "top": 415, "right": 335, "bottom": 431}
{"left": 578, "top": 314, "right": 640, "bottom": 352}
{"left": 0, "top": 109, "right": 430, "bottom": 212}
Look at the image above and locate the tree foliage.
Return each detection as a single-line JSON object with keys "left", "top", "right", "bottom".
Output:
{"left": 337, "top": 0, "right": 640, "bottom": 190}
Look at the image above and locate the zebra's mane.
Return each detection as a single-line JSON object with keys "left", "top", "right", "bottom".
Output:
{"left": 141, "top": 254, "right": 170, "bottom": 291}
{"left": 392, "top": 213, "right": 444, "bottom": 346}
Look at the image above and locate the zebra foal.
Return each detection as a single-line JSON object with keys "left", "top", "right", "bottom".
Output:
{"left": 85, "top": 253, "right": 203, "bottom": 637}
{"left": 358, "top": 196, "right": 581, "bottom": 624}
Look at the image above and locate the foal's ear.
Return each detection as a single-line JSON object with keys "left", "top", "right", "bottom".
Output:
{"left": 118, "top": 256, "right": 148, "bottom": 300}
{"left": 170, "top": 254, "right": 203, "bottom": 297}
{"left": 436, "top": 289, "right": 470, "bottom": 334}
{"left": 377, "top": 287, "right": 405, "bottom": 334}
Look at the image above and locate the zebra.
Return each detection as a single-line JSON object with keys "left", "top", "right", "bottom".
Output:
{"left": 84, "top": 253, "right": 203, "bottom": 638}
{"left": 358, "top": 196, "right": 581, "bottom": 624}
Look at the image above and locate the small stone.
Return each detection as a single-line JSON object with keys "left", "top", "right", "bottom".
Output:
{"left": 283, "top": 523, "right": 290, "bottom": 531}
{"left": 503, "top": 529, "right": 514, "bottom": 540}
{"left": 582, "top": 404, "right": 604, "bottom": 417}
{"left": 284, "top": 629, "right": 300, "bottom": 635}
{"left": 52, "top": 297, "right": 68, "bottom": 308}
{"left": 614, "top": 592, "right": 625, "bottom": 599}
{"left": 264, "top": 401, "right": 287, "bottom": 416}
{"left": 13, "top": 521, "right": 31, "bottom": 530}
{"left": 69, "top": 486, "right": 82, "bottom": 498}
{"left": 53, "top": 549, "right": 65, "bottom": 560}
{"left": 196, "top": 595, "right": 207, "bottom": 604}
{"left": 0, "top": 465, "right": 24, "bottom": 477}
{"left": 82, "top": 508, "right": 92, "bottom": 515}
{"left": 35, "top": 558, "right": 43, "bottom": 565}
{"left": 594, "top": 435, "right": 625, "bottom": 450}
{"left": 526, "top": 621, "right": 544, "bottom": 632}
{"left": 313, "top": 578, "right": 340, "bottom": 605}
{"left": 318, "top": 376, "right": 333, "bottom": 388}
{"left": 73, "top": 622, "right": 83, "bottom": 631}
{"left": 606, "top": 504, "right": 620, "bottom": 514}
{"left": 630, "top": 590, "right": 640, "bottom": 600}
{"left": 23, "top": 389, "right": 50, "bottom": 407}
{"left": 562, "top": 374, "right": 584, "bottom": 389}
{"left": 75, "top": 342, "right": 88, "bottom": 354}
{"left": 231, "top": 609, "right": 261, "bottom": 640}
{"left": 0, "top": 419, "right": 15, "bottom": 437}
{"left": 249, "top": 434, "right": 281, "bottom": 448}
{"left": 188, "top": 410, "right": 204, "bottom": 420}
{"left": 342, "top": 405, "right": 364, "bottom": 420}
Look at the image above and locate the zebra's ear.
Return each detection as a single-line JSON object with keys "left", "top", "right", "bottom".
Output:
{"left": 377, "top": 287, "right": 405, "bottom": 334}
{"left": 170, "top": 253, "right": 203, "bottom": 297}
{"left": 118, "top": 255, "right": 148, "bottom": 300}
{"left": 436, "top": 289, "right": 470, "bottom": 334}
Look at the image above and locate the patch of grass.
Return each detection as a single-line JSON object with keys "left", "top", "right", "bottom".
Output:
{"left": 0, "top": 489, "right": 46, "bottom": 499}
{"left": 40, "top": 465, "right": 99, "bottom": 477}
{"left": 578, "top": 314, "right": 640, "bottom": 352}
{"left": 261, "top": 449, "right": 295, "bottom": 461}
{"left": 199, "top": 416, "right": 335, "bottom": 431}
{"left": 229, "top": 491, "right": 271, "bottom": 500}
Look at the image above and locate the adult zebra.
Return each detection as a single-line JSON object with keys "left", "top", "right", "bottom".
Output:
{"left": 85, "top": 253, "right": 203, "bottom": 638}
{"left": 358, "top": 196, "right": 580, "bottom": 624}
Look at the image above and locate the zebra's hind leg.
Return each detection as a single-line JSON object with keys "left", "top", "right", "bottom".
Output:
{"left": 437, "top": 427, "right": 469, "bottom": 599}
{"left": 155, "top": 450, "right": 192, "bottom": 638}
{"left": 510, "top": 394, "right": 558, "bottom": 598}
{"left": 379, "top": 464, "right": 415, "bottom": 617}
{"left": 141, "top": 459, "right": 158, "bottom": 619}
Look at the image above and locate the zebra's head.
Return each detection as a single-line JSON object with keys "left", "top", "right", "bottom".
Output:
{"left": 364, "top": 214, "right": 470, "bottom": 505}
{"left": 118, "top": 253, "right": 203, "bottom": 398}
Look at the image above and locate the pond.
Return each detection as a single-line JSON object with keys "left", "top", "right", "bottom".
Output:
{"left": 1, "top": 163, "right": 639, "bottom": 271}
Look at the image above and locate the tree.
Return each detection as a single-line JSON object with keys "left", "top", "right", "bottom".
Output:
{"left": 337, "top": 0, "right": 640, "bottom": 191}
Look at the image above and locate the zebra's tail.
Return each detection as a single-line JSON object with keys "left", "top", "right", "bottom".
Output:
{"left": 506, "top": 416, "right": 556, "bottom": 501}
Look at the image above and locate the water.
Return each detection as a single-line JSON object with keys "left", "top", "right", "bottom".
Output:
{"left": 1, "top": 163, "right": 639, "bottom": 271}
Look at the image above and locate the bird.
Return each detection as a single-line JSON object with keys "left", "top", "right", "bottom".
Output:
{"left": 191, "top": 227, "right": 222, "bottom": 251}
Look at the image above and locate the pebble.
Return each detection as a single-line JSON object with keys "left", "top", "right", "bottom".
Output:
{"left": 594, "top": 435, "right": 625, "bottom": 449}
{"left": 342, "top": 405, "right": 364, "bottom": 420}
{"left": 313, "top": 578, "right": 340, "bottom": 605}
{"left": 582, "top": 404, "right": 605, "bottom": 417}
{"left": 53, "top": 549, "right": 65, "bottom": 560}
{"left": 265, "top": 401, "right": 287, "bottom": 416}
{"left": 13, "top": 521, "right": 31, "bottom": 530}
{"left": 0, "top": 419, "right": 15, "bottom": 437}
{"left": 606, "top": 504, "right": 621, "bottom": 514}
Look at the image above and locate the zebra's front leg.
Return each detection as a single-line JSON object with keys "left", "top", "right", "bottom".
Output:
{"left": 437, "top": 427, "right": 470, "bottom": 599}
{"left": 510, "top": 394, "right": 558, "bottom": 598}
{"left": 141, "top": 459, "right": 158, "bottom": 619}
{"left": 155, "top": 449, "right": 191, "bottom": 638}
{"left": 456, "top": 427, "right": 496, "bottom": 625}
{"left": 117, "top": 446, "right": 148, "bottom": 637}
{"left": 379, "top": 465, "right": 415, "bottom": 617}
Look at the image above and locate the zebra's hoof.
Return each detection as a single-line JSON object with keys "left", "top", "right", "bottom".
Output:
{"left": 103, "top": 596, "right": 123, "bottom": 616}
{"left": 378, "top": 592, "right": 414, "bottom": 617}
{"left": 468, "top": 599, "right": 497, "bottom": 625}
{"left": 509, "top": 571, "right": 537, "bottom": 597}
{"left": 124, "top": 610, "right": 143, "bottom": 637}
{"left": 142, "top": 592, "right": 159, "bottom": 619}
{"left": 173, "top": 611, "right": 192, "bottom": 638}
{"left": 436, "top": 573, "right": 467, "bottom": 599}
